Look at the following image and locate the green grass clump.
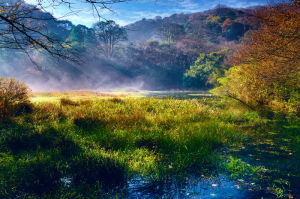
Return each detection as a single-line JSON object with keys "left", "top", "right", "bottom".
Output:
{"left": 225, "top": 156, "right": 267, "bottom": 180}
{"left": 0, "top": 96, "right": 266, "bottom": 198}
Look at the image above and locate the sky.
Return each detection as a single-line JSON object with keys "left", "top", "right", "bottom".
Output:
{"left": 24, "top": 0, "right": 267, "bottom": 27}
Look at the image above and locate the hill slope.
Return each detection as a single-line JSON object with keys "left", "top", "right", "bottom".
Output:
{"left": 0, "top": 4, "right": 263, "bottom": 90}
{"left": 125, "top": 6, "right": 256, "bottom": 43}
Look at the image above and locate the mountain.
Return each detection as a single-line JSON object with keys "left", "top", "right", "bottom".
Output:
{"left": 125, "top": 6, "right": 256, "bottom": 43}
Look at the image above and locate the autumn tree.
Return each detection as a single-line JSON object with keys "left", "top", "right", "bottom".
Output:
{"left": 214, "top": 2, "right": 300, "bottom": 113}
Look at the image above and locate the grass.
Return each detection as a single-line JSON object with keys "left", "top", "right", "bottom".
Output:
{"left": 0, "top": 91, "right": 299, "bottom": 198}
{"left": 29, "top": 90, "right": 213, "bottom": 103}
{"left": 30, "top": 90, "right": 130, "bottom": 103}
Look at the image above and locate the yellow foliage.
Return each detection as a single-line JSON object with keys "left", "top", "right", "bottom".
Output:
{"left": 214, "top": 3, "right": 300, "bottom": 114}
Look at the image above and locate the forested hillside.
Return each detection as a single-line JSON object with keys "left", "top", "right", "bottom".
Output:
{"left": 0, "top": 4, "right": 260, "bottom": 90}
{"left": 126, "top": 6, "right": 255, "bottom": 43}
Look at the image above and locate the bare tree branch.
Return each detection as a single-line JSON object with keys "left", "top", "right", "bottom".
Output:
{"left": 0, "top": 0, "right": 131, "bottom": 68}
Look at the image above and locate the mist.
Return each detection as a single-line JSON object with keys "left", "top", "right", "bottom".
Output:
{"left": 0, "top": 4, "right": 255, "bottom": 91}
{"left": 0, "top": 50, "right": 147, "bottom": 91}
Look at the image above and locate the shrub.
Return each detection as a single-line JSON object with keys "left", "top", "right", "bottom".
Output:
{"left": 0, "top": 77, "right": 30, "bottom": 120}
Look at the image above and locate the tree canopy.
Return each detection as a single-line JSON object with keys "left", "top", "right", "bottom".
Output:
{"left": 94, "top": 20, "right": 127, "bottom": 57}
{"left": 184, "top": 49, "right": 229, "bottom": 89}
{"left": 214, "top": 2, "right": 300, "bottom": 114}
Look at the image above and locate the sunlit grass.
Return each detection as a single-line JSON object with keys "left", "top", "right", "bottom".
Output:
{"left": 2, "top": 92, "right": 299, "bottom": 198}
{"left": 30, "top": 90, "right": 213, "bottom": 103}
{"left": 30, "top": 90, "right": 138, "bottom": 103}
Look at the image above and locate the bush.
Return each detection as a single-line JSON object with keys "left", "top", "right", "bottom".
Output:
{"left": 0, "top": 77, "right": 30, "bottom": 120}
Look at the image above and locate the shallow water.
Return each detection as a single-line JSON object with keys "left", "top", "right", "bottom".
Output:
{"left": 144, "top": 91, "right": 214, "bottom": 99}
{"left": 126, "top": 175, "right": 251, "bottom": 199}
{"left": 103, "top": 173, "right": 277, "bottom": 199}
{"left": 228, "top": 122, "right": 300, "bottom": 199}
{"left": 106, "top": 120, "right": 300, "bottom": 199}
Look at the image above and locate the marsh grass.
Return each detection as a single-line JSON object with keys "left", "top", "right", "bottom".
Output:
{"left": 225, "top": 156, "right": 267, "bottom": 181}
{"left": 60, "top": 98, "right": 79, "bottom": 106}
{"left": 2, "top": 95, "right": 294, "bottom": 198}
{"left": 30, "top": 90, "right": 129, "bottom": 103}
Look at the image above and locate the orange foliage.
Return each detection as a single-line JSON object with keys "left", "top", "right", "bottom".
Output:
{"left": 222, "top": 18, "right": 234, "bottom": 28}
{"left": 215, "top": 2, "right": 300, "bottom": 113}
{"left": 231, "top": 3, "right": 300, "bottom": 67}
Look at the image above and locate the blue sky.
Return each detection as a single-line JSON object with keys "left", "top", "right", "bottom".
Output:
{"left": 24, "top": 0, "right": 267, "bottom": 27}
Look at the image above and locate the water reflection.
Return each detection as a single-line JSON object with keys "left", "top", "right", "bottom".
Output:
{"left": 123, "top": 175, "right": 252, "bottom": 199}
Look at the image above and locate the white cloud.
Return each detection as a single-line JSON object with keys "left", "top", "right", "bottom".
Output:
{"left": 24, "top": 0, "right": 37, "bottom": 4}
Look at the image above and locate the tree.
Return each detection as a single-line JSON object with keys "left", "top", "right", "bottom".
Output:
{"left": 214, "top": 2, "right": 300, "bottom": 113}
{"left": 158, "top": 22, "right": 185, "bottom": 44}
{"left": 93, "top": 20, "right": 127, "bottom": 57}
{"left": 0, "top": 0, "right": 130, "bottom": 65}
{"left": 67, "top": 25, "right": 96, "bottom": 48}
{"left": 183, "top": 49, "right": 229, "bottom": 89}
